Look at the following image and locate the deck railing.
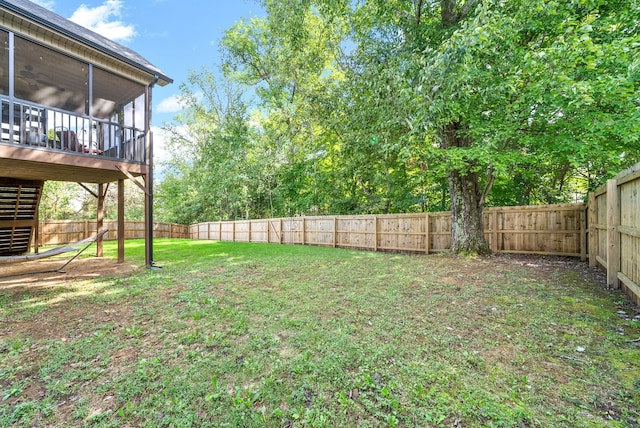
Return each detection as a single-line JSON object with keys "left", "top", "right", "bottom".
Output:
{"left": 1, "top": 96, "right": 146, "bottom": 163}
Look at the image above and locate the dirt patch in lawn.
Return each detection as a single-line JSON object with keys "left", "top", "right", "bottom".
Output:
{"left": 1, "top": 258, "right": 140, "bottom": 340}
{"left": 0, "top": 257, "right": 139, "bottom": 290}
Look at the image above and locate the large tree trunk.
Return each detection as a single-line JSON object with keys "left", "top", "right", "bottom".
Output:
{"left": 441, "top": 122, "right": 491, "bottom": 255}
{"left": 436, "top": 1, "right": 489, "bottom": 254}
{"left": 448, "top": 168, "right": 491, "bottom": 254}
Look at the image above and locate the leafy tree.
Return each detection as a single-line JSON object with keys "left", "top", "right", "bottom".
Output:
{"left": 39, "top": 181, "right": 83, "bottom": 220}
{"left": 404, "top": 0, "right": 640, "bottom": 253}
{"left": 40, "top": 180, "right": 146, "bottom": 221}
{"left": 157, "top": 69, "right": 256, "bottom": 223}
{"left": 220, "top": 3, "right": 350, "bottom": 216}
{"left": 282, "top": 0, "right": 638, "bottom": 251}
{"left": 156, "top": 0, "right": 639, "bottom": 257}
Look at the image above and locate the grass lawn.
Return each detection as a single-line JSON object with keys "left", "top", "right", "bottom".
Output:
{"left": 1, "top": 239, "right": 639, "bottom": 427}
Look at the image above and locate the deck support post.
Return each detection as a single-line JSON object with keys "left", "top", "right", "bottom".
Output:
{"left": 118, "top": 179, "right": 125, "bottom": 263}
{"left": 97, "top": 183, "right": 104, "bottom": 257}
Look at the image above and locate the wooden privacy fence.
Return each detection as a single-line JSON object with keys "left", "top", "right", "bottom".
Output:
{"left": 38, "top": 220, "right": 189, "bottom": 246}
{"left": 589, "top": 162, "right": 640, "bottom": 306}
{"left": 189, "top": 203, "right": 587, "bottom": 258}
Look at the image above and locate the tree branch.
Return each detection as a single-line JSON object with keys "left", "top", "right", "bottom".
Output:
{"left": 479, "top": 166, "right": 495, "bottom": 208}
{"left": 441, "top": 0, "right": 479, "bottom": 25}
{"left": 415, "top": 0, "right": 424, "bottom": 26}
{"left": 458, "top": 0, "right": 479, "bottom": 20}
{"left": 441, "top": 0, "right": 457, "bottom": 26}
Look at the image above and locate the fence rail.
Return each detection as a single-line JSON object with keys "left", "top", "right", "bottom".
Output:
{"left": 189, "top": 203, "right": 587, "bottom": 258}
{"left": 38, "top": 220, "right": 189, "bottom": 246}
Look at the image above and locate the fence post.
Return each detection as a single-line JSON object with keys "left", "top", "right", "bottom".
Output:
{"left": 334, "top": 217, "right": 338, "bottom": 248}
{"left": 280, "top": 219, "right": 283, "bottom": 244}
{"left": 267, "top": 220, "right": 271, "bottom": 244}
{"left": 424, "top": 213, "right": 430, "bottom": 254}
{"left": 580, "top": 204, "right": 587, "bottom": 262}
{"left": 587, "top": 194, "right": 598, "bottom": 268}
{"left": 302, "top": 217, "right": 306, "bottom": 245}
{"left": 607, "top": 179, "right": 620, "bottom": 289}
{"left": 249, "top": 220, "right": 252, "bottom": 243}
{"left": 491, "top": 208, "right": 498, "bottom": 253}
{"left": 374, "top": 216, "right": 379, "bottom": 252}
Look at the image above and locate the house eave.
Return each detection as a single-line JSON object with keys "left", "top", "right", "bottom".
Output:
{"left": 0, "top": 0, "right": 172, "bottom": 86}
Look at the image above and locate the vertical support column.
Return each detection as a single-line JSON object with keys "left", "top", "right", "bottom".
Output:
{"left": 144, "top": 173, "right": 153, "bottom": 267}
{"left": 118, "top": 179, "right": 125, "bottom": 263}
{"left": 607, "top": 179, "right": 620, "bottom": 289}
{"left": 34, "top": 206, "right": 39, "bottom": 255}
{"left": 37, "top": 221, "right": 42, "bottom": 251}
{"left": 8, "top": 32, "right": 15, "bottom": 143}
{"left": 588, "top": 193, "right": 597, "bottom": 268}
{"left": 97, "top": 183, "right": 104, "bottom": 257}
{"left": 144, "top": 79, "right": 156, "bottom": 268}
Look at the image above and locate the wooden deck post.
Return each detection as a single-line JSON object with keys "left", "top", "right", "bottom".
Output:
{"left": 607, "top": 179, "right": 620, "bottom": 289}
{"left": 34, "top": 200, "right": 40, "bottom": 255}
{"left": 118, "top": 179, "right": 124, "bottom": 263}
{"left": 97, "top": 183, "right": 104, "bottom": 257}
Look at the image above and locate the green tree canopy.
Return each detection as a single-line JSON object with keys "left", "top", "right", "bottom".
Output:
{"left": 156, "top": 0, "right": 640, "bottom": 254}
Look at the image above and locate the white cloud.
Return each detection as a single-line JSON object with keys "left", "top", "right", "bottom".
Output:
{"left": 151, "top": 125, "right": 170, "bottom": 166}
{"left": 69, "top": 0, "right": 136, "bottom": 43}
{"left": 156, "top": 95, "right": 184, "bottom": 114}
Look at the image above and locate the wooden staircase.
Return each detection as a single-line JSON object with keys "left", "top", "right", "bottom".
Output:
{"left": 0, "top": 178, "right": 44, "bottom": 256}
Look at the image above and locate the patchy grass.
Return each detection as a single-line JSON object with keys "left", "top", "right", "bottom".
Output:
{"left": 1, "top": 239, "right": 639, "bottom": 427}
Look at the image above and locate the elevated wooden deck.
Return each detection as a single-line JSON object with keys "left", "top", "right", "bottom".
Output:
{"left": 0, "top": 143, "right": 148, "bottom": 184}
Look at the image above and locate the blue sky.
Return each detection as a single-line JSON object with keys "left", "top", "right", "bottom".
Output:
{"left": 33, "top": 0, "right": 264, "bottom": 161}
